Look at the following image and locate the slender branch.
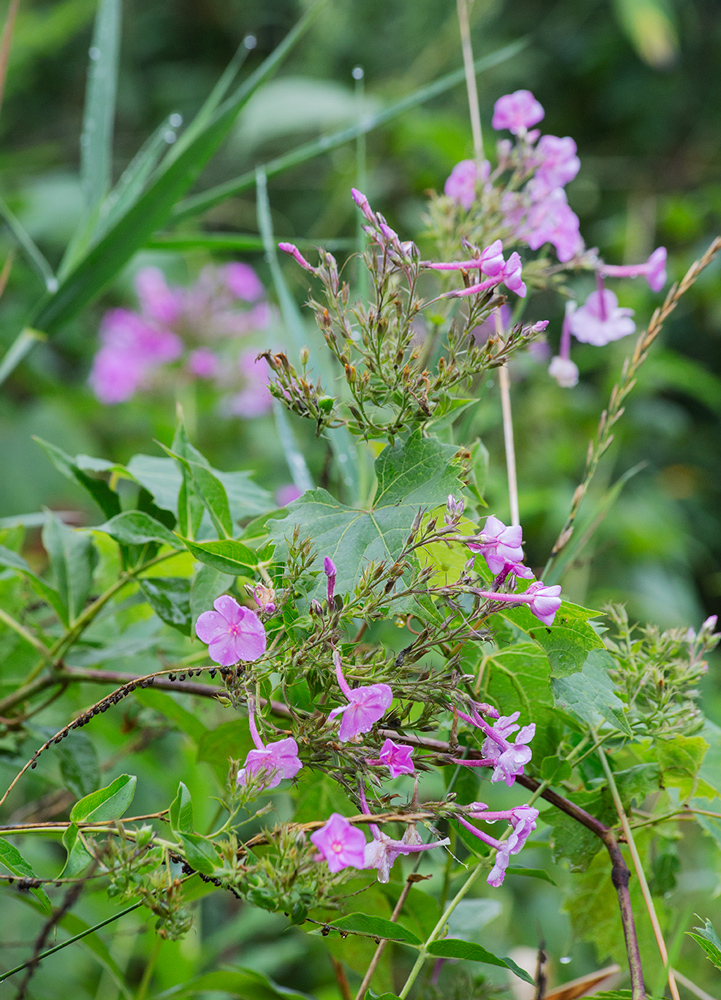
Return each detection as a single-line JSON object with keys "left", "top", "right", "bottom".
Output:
{"left": 497, "top": 318, "right": 520, "bottom": 526}
{"left": 599, "top": 747, "right": 679, "bottom": 1000}
{"left": 457, "top": 0, "right": 483, "bottom": 161}
{"left": 544, "top": 235, "right": 721, "bottom": 579}
{"left": 354, "top": 874, "right": 415, "bottom": 1000}
{"left": 0, "top": 607, "right": 52, "bottom": 661}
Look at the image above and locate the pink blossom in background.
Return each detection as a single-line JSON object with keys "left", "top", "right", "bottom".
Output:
{"left": 237, "top": 708, "right": 302, "bottom": 790}
{"left": 135, "top": 267, "right": 184, "bottom": 325}
{"left": 548, "top": 355, "right": 579, "bottom": 387}
{"left": 225, "top": 262, "right": 265, "bottom": 301}
{"left": 523, "top": 187, "right": 583, "bottom": 262}
{"left": 568, "top": 288, "right": 636, "bottom": 345}
{"left": 225, "top": 351, "right": 273, "bottom": 418}
{"left": 329, "top": 651, "right": 393, "bottom": 741}
{"left": 492, "top": 89, "right": 545, "bottom": 134}
{"left": 275, "top": 484, "right": 303, "bottom": 506}
{"left": 89, "top": 309, "right": 182, "bottom": 403}
{"left": 467, "top": 515, "right": 524, "bottom": 575}
{"left": 187, "top": 348, "right": 221, "bottom": 379}
{"left": 534, "top": 135, "right": 581, "bottom": 188}
{"left": 599, "top": 246, "right": 667, "bottom": 292}
{"left": 367, "top": 738, "right": 415, "bottom": 778}
{"left": 195, "top": 595, "right": 267, "bottom": 666}
{"left": 311, "top": 813, "right": 367, "bottom": 872}
{"left": 444, "top": 158, "right": 490, "bottom": 210}
{"left": 470, "top": 304, "right": 512, "bottom": 344}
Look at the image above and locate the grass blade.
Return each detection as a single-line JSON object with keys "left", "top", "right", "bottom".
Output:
{"left": 80, "top": 0, "right": 121, "bottom": 209}
{"left": 0, "top": 196, "right": 57, "bottom": 291}
{"left": 172, "top": 37, "right": 528, "bottom": 221}
{"left": 0, "top": 327, "right": 45, "bottom": 386}
{"left": 146, "top": 232, "right": 355, "bottom": 252}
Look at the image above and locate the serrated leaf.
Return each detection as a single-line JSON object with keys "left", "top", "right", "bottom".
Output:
{"left": 140, "top": 577, "right": 192, "bottom": 635}
{"left": 552, "top": 654, "right": 633, "bottom": 736}
{"left": 270, "top": 432, "right": 462, "bottom": 597}
{"left": 426, "top": 939, "right": 534, "bottom": 984}
{"left": 327, "top": 913, "right": 421, "bottom": 945}
{"left": 180, "top": 537, "right": 258, "bottom": 576}
{"left": 0, "top": 837, "right": 51, "bottom": 911}
{"left": 687, "top": 917, "right": 721, "bottom": 970}
{"left": 169, "top": 782, "right": 194, "bottom": 833}
{"left": 497, "top": 600, "right": 605, "bottom": 678}
{"left": 70, "top": 773, "right": 137, "bottom": 822}
{"left": 96, "top": 511, "right": 180, "bottom": 548}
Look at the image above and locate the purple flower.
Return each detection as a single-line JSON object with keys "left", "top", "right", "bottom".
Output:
{"left": 225, "top": 262, "right": 265, "bottom": 301}
{"left": 275, "top": 484, "right": 302, "bottom": 506}
{"left": 499, "top": 251, "right": 527, "bottom": 297}
{"left": 524, "top": 581, "right": 563, "bottom": 625}
{"left": 195, "top": 595, "right": 267, "bottom": 666}
{"left": 523, "top": 187, "right": 583, "bottom": 263}
{"left": 187, "top": 348, "right": 221, "bottom": 379}
{"left": 599, "top": 247, "right": 667, "bottom": 293}
{"left": 311, "top": 813, "right": 367, "bottom": 873}
{"left": 492, "top": 90, "right": 545, "bottom": 134}
{"left": 89, "top": 309, "right": 182, "bottom": 403}
{"left": 225, "top": 351, "right": 273, "bottom": 418}
{"left": 427, "top": 238, "right": 505, "bottom": 277}
{"left": 444, "top": 159, "right": 490, "bottom": 210}
{"left": 135, "top": 267, "right": 184, "bottom": 326}
{"left": 457, "top": 802, "right": 539, "bottom": 887}
{"left": 324, "top": 556, "right": 337, "bottom": 605}
{"left": 364, "top": 824, "right": 449, "bottom": 883}
{"left": 278, "top": 242, "right": 318, "bottom": 274}
{"left": 237, "top": 707, "right": 302, "bottom": 791}
{"left": 534, "top": 135, "right": 580, "bottom": 188}
{"left": 548, "top": 355, "right": 579, "bottom": 387}
{"left": 568, "top": 288, "right": 636, "bottom": 345}
{"left": 351, "top": 188, "right": 375, "bottom": 223}
{"left": 328, "top": 651, "right": 393, "bottom": 742}
{"left": 467, "top": 515, "right": 524, "bottom": 575}
{"left": 367, "top": 739, "right": 415, "bottom": 778}
{"left": 455, "top": 709, "right": 535, "bottom": 786}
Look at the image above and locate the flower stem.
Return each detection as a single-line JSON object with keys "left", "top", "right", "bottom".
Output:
{"left": 497, "top": 314, "right": 520, "bottom": 526}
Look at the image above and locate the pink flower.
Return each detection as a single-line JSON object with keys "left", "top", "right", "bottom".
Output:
{"left": 328, "top": 651, "right": 393, "bottom": 742}
{"left": 225, "top": 351, "right": 273, "bottom": 418}
{"left": 135, "top": 267, "right": 184, "bottom": 326}
{"left": 599, "top": 246, "right": 667, "bottom": 293}
{"left": 187, "top": 348, "right": 221, "bottom": 379}
{"left": 427, "top": 239, "right": 505, "bottom": 277}
{"left": 195, "top": 595, "right": 267, "bottom": 666}
{"left": 548, "top": 355, "right": 579, "bottom": 387}
{"left": 225, "top": 262, "right": 265, "bottom": 301}
{"left": 278, "top": 242, "right": 318, "bottom": 274}
{"left": 524, "top": 581, "right": 563, "bottom": 625}
{"left": 455, "top": 709, "right": 535, "bottom": 786}
{"left": 467, "top": 515, "right": 524, "bottom": 575}
{"left": 311, "top": 813, "right": 367, "bottom": 873}
{"left": 523, "top": 187, "right": 583, "bottom": 262}
{"left": 568, "top": 288, "right": 635, "bottom": 345}
{"left": 444, "top": 159, "right": 490, "bottom": 210}
{"left": 324, "top": 556, "right": 337, "bottom": 605}
{"left": 364, "top": 824, "right": 449, "bottom": 883}
{"left": 367, "top": 739, "right": 415, "bottom": 778}
{"left": 459, "top": 803, "right": 539, "bottom": 887}
{"left": 89, "top": 309, "right": 182, "bottom": 403}
{"left": 499, "top": 251, "right": 527, "bottom": 297}
{"left": 492, "top": 90, "right": 545, "bottom": 134}
{"left": 276, "top": 484, "right": 302, "bottom": 506}
{"left": 237, "top": 708, "right": 302, "bottom": 791}
{"left": 534, "top": 135, "right": 580, "bottom": 188}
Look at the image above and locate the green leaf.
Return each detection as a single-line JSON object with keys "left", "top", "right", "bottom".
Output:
{"left": 552, "top": 652, "right": 633, "bottom": 736}
{"left": 0, "top": 541, "right": 67, "bottom": 621}
{"left": 134, "top": 688, "right": 208, "bottom": 745}
{"left": 656, "top": 734, "right": 709, "bottom": 793}
{"left": 365, "top": 992, "right": 401, "bottom": 1000}
{"left": 96, "top": 511, "right": 180, "bottom": 548}
{"left": 35, "top": 438, "right": 121, "bottom": 519}
{"left": 0, "top": 328, "right": 46, "bottom": 387}
{"left": 327, "top": 913, "right": 421, "bottom": 946}
{"left": 497, "top": 600, "right": 605, "bottom": 678}
{"left": 547, "top": 788, "right": 615, "bottom": 871}
{"left": 0, "top": 837, "right": 51, "bottom": 911}
{"left": 56, "top": 730, "right": 101, "bottom": 799}
{"left": 687, "top": 917, "right": 721, "bottom": 970}
{"left": 70, "top": 773, "right": 137, "bottom": 822}
{"left": 180, "top": 536, "right": 258, "bottom": 576}
{"left": 270, "top": 432, "right": 462, "bottom": 596}
{"left": 293, "top": 770, "right": 356, "bottom": 822}
{"left": 140, "top": 577, "right": 192, "bottom": 635}
{"left": 504, "top": 865, "right": 557, "bottom": 885}
{"left": 169, "top": 782, "right": 194, "bottom": 834}
{"left": 179, "top": 832, "right": 217, "bottom": 874}
{"left": 60, "top": 823, "right": 93, "bottom": 878}
{"left": 196, "top": 720, "right": 254, "bottom": 780}
{"left": 154, "top": 968, "right": 315, "bottom": 1000}
{"left": 173, "top": 39, "right": 528, "bottom": 221}
{"left": 164, "top": 422, "right": 234, "bottom": 539}
{"left": 0, "top": 198, "right": 56, "bottom": 292}
{"left": 80, "top": 0, "right": 121, "bottom": 209}
{"left": 42, "top": 511, "right": 98, "bottom": 626}
{"left": 426, "top": 939, "right": 534, "bottom": 984}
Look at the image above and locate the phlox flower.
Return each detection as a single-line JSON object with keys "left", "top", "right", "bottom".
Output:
{"left": 523, "top": 186, "right": 583, "bottom": 263}
{"left": 455, "top": 708, "right": 535, "bottom": 786}
{"left": 367, "top": 738, "right": 414, "bottom": 778}
{"left": 195, "top": 595, "right": 267, "bottom": 666}
{"left": 492, "top": 90, "right": 545, "bottom": 134}
{"left": 225, "top": 262, "right": 265, "bottom": 301}
{"left": 328, "top": 651, "right": 393, "bottom": 742}
{"left": 237, "top": 707, "right": 302, "bottom": 791}
{"left": 534, "top": 135, "right": 581, "bottom": 188}
{"left": 89, "top": 309, "right": 182, "bottom": 404}
{"left": 599, "top": 246, "right": 667, "bottom": 293}
{"left": 458, "top": 803, "right": 539, "bottom": 887}
{"left": 467, "top": 515, "right": 524, "bottom": 575}
{"left": 548, "top": 355, "right": 579, "bottom": 388}
{"left": 474, "top": 579, "right": 562, "bottom": 627}
{"left": 364, "top": 823, "right": 450, "bottom": 883}
{"left": 444, "top": 158, "right": 491, "bottom": 210}
{"left": 187, "top": 347, "right": 221, "bottom": 379}
{"left": 568, "top": 288, "right": 635, "bottom": 345}
{"left": 135, "top": 267, "right": 184, "bottom": 325}
{"left": 311, "top": 813, "right": 367, "bottom": 873}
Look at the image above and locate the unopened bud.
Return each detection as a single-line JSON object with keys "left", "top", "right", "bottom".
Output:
{"left": 299, "top": 346, "right": 310, "bottom": 365}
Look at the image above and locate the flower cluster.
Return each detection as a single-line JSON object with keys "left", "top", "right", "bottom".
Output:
{"left": 89, "top": 263, "right": 273, "bottom": 416}
{"left": 457, "top": 802, "right": 539, "bottom": 886}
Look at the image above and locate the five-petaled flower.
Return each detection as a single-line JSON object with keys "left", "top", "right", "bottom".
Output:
{"left": 367, "top": 739, "right": 415, "bottom": 778}
{"left": 328, "top": 651, "right": 393, "bottom": 742}
{"left": 455, "top": 708, "right": 536, "bottom": 786}
{"left": 492, "top": 89, "right": 545, "bottom": 134}
{"left": 237, "top": 706, "right": 302, "bottom": 791}
{"left": 467, "top": 515, "right": 525, "bottom": 575}
{"left": 311, "top": 813, "right": 367, "bottom": 873}
{"left": 457, "top": 802, "right": 539, "bottom": 886}
{"left": 195, "top": 595, "right": 267, "bottom": 666}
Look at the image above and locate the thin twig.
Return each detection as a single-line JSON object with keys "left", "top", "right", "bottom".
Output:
{"left": 0, "top": 0, "right": 21, "bottom": 119}
{"left": 354, "top": 875, "right": 415, "bottom": 1000}
{"left": 456, "top": 0, "right": 483, "bottom": 161}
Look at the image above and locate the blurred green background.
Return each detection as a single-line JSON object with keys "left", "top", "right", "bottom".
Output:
{"left": 0, "top": 3, "right": 720, "bottom": 991}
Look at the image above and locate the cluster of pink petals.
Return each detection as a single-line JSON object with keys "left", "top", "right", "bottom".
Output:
{"left": 367, "top": 738, "right": 415, "bottom": 778}
{"left": 444, "top": 158, "right": 491, "bottom": 210}
{"left": 456, "top": 708, "right": 536, "bottom": 786}
{"left": 328, "top": 651, "right": 393, "bottom": 742}
{"left": 467, "top": 514, "right": 533, "bottom": 579}
{"left": 89, "top": 264, "right": 272, "bottom": 415}
{"left": 599, "top": 246, "right": 667, "bottom": 293}
{"left": 310, "top": 813, "right": 367, "bottom": 872}
{"left": 492, "top": 90, "right": 545, "bottom": 134}
{"left": 237, "top": 708, "right": 302, "bottom": 792}
{"left": 363, "top": 823, "right": 450, "bottom": 883}
{"left": 521, "top": 186, "right": 583, "bottom": 263}
{"left": 429, "top": 240, "right": 527, "bottom": 298}
{"left": 534, "top": 135, "right": 581, "bottom": 188}
{"left": 457, "top": 802, "right": 539, "bottom": 886}
{"left": 568, "top": 288, "right": 636, "bottom": 345}
{"left": 195, "top": 595, "right": 267, "bottom": 666}
{"left": 475, "top": 580, "right": 563, "bottom": 627}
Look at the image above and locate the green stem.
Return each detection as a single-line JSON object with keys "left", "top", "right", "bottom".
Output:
{"left": 0, "top": 608, "right": 52, "bottom": 661}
